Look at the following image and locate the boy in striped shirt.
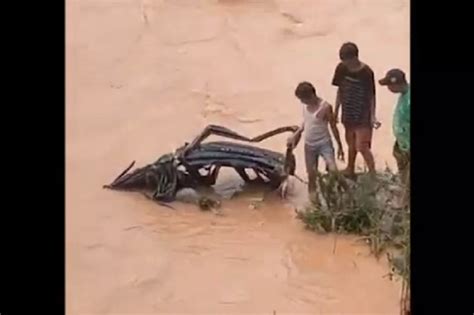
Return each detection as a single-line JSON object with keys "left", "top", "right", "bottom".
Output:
{"left": 332, "top": 42, "right": 380, "bottom": 177}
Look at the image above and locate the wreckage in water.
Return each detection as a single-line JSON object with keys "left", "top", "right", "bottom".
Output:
{"left": 103, "top": 124, "right": 303, "bottom": 203}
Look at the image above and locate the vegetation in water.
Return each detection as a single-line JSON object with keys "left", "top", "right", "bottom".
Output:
{"left": 297, "top": 168, "right": 410, "bottom": 314}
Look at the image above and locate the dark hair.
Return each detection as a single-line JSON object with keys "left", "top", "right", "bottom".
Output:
{"left": 339, "top": 42, "right": 359, "bottom": 60}
{"left": 295, "top": 81, "right": 316, "bottom": 100}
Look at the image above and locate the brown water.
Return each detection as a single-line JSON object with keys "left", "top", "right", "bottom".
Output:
{"left": 66, "top": 0, "right": 409, "bottom": 313}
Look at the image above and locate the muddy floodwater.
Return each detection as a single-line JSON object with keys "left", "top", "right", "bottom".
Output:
{"left": 66, "top": 0, "right": 409, "bottom": 313}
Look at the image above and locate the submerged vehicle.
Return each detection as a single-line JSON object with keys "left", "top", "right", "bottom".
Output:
{"left": 103, "top": 124, "right": 302, "bottom": 203}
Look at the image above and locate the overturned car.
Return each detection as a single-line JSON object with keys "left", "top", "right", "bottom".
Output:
{"left": 103, "top": 124, "right": 302, "bottom": 204}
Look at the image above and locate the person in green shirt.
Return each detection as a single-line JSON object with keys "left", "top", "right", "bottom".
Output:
{"left": 379, "top": 68, "right": 410, "bottom": 206}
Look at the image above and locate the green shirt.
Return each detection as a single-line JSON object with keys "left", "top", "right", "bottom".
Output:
{"left": 393, "top": 86, "right": 410, "bottom": 152}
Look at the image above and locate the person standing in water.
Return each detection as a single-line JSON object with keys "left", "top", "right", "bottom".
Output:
{"left": 331, "top": 42, "right": 380, "bottom": 177}
{"left": 378, "top": 68, "right": 410, "bottom": 206}
{"left": 287, "top": 81, "right": 345, "bottom": 196}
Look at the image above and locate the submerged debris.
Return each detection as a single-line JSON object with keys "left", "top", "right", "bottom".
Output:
{"left": 175, "top": 188, "right": 201, "bottom": 204}
{"left": 198, "top": 196, "right": 221, "bottom": 211}
{"left": 175, "top": 188, "right": 221, "bottom": 213}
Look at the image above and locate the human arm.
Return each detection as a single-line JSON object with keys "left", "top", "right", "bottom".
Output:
{"left": 332, "top": 63, "right": 344, "bottom": 123}
{"left": 368, "top": 68, "right": 381, "bottom": 129}
{"left": 370, "top": 95, "right": 380, "bottom": 129}
{"left": 287, "top": 122, "right": 304, "bottom": 149}
{"left": 327, "top": 105, "right": 345, "bottom": 161}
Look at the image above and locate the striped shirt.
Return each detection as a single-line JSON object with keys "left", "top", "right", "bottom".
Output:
{"left": 332, "top": 63, "right": 375, "bottom": 127}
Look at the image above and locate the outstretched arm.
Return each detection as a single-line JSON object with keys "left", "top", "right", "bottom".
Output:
{"left": 287, "top": 122, "right": 304, "bottom": 149}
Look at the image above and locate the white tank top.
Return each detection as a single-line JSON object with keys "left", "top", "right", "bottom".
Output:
{"left": 303, "top": 100, "right": 331, "bottom": 147}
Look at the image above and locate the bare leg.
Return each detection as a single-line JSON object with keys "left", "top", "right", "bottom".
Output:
{"left": 343, "top": 126, "right": 357, "bottom": 176}
{"left": 355, "top": 127, "right": 376, "bottom": 175}
{"left": 307, "top": 170, "right": 317, "bottom": 196}
{"left": 359, "top": 148, "right": 376, "bottom": 175}
{"left": 320, "top": 142, "right": 338, "bottom": 173}
{"left": 322, "top": 161, "right": 349, "bottom": 191}
{"left": 344, "top": 149, "right": 357, "bottom": 174}
{"left": 304, "top": 144, "right": 319, "bottom": 199}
